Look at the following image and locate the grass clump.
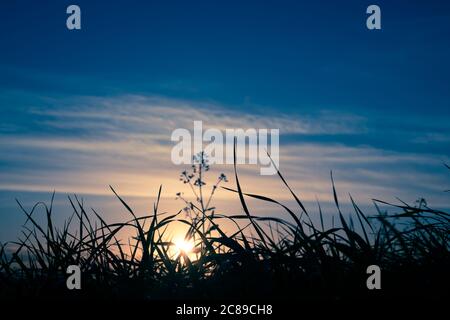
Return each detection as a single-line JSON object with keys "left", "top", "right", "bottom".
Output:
{"left": 0, "top": 150, "right": 449, "bottom": 300}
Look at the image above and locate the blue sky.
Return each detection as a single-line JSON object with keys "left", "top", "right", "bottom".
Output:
{"left": 1, "top": 0, "right": 450, "bottom": 242}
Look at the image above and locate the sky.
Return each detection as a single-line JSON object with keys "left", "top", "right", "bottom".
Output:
{"left": 1, "top": 0, "right": 450, "bottom": 242}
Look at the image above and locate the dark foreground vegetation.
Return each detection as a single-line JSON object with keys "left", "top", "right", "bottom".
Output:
{"left": 0, "top": 152, "right": 449, "bottom": 300}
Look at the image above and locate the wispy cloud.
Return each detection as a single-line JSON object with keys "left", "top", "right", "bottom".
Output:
{"left": 0, "top": 95, "right": 449, "bottom": 208}
{"left": 28, "top": 95, "right": 368, "bottom": 135}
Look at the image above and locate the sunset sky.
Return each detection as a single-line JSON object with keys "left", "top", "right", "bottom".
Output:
{"left": 1, "top": 0, "right": 450, "bottom": 242}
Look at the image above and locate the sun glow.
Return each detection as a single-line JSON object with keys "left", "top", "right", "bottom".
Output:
{"left": 174, "top": 237, "right": 195, "bottom": 256}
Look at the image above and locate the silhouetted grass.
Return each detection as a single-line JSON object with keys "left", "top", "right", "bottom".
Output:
{"left": 0, "top": 150, "right": 448, "bottom": 300}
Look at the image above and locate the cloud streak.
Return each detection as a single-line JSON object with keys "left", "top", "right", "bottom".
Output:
{"left": 0, "top": 94, "right": 449, "bottom": 208}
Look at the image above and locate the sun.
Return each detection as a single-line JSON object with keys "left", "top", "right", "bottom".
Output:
{"left": 174, "top": 237, "right": 195, "bottom": 256}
